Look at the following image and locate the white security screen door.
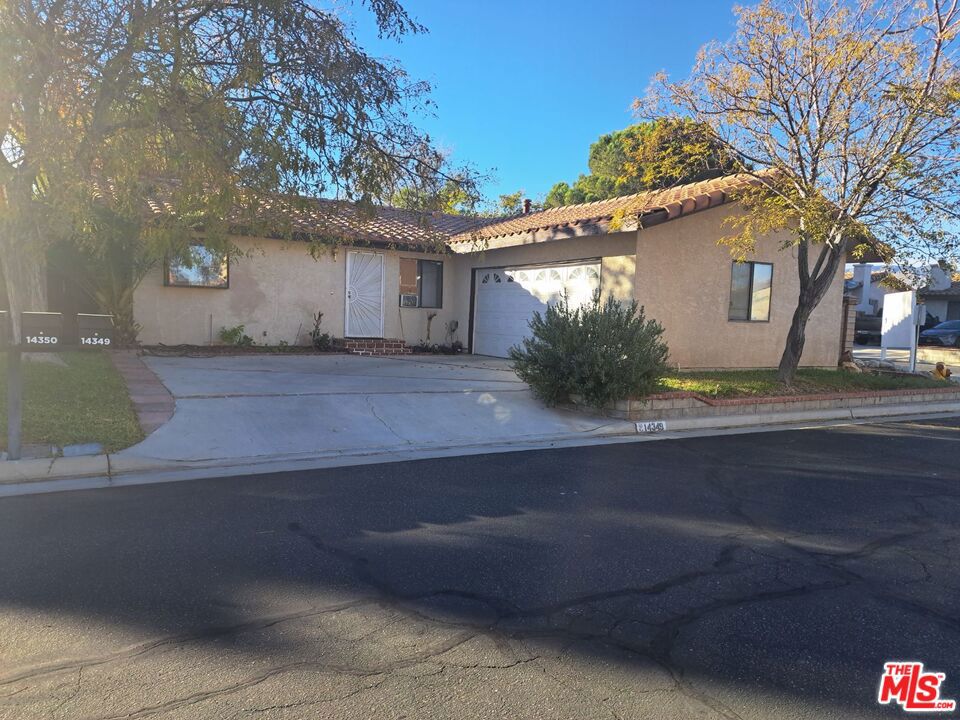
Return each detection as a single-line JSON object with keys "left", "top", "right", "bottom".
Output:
{"left": 345, "top": 251, "right": 384, "bottom": 337}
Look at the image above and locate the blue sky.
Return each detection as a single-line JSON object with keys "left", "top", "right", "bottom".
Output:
{"left": 352, "top": 1, "right": 739, "bottom": 204}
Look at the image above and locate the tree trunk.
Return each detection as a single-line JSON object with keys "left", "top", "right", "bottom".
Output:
{"left": 777, "top": 243, "right": 845, "bottom": 384}
{"left": 0, "top": 230, "right": 49, "bottom": 341}
{"left": 777, "top": 297, "right": 814, "bottom": 383}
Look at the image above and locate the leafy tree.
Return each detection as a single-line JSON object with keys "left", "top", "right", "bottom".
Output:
{"left": 544, "top": 182, "right": 572, "bottom": 209}
{"left": 547, "top": 174, "right": 618, "bottom": 207}
{"left": 391, "top": 178, "right": 479, "bottom": 215}
{"left": 0, "top": 0, "right": 478, "bottom": 338}
{"left": 619, "top": 118, "right": 741, "bottom": 191}
{"left": 391, "top": 184, "right": 539, "bottom": 218}
{"left": 493, "top": 190, "right": 543, "bottom": 216}
{"left": 640, "top": 0, "right": 960, "bottom": 382}
{"left": 543, "top": 119, "right": 738, "bottom": 208}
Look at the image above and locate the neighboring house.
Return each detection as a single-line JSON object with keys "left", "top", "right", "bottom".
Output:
{"left": 919, "top": 264, "right": 960, "bottom": 324}
{"left": 133, "top": 173, "right": 848, "bottom": 369}
{"left": 843, "top": 265, "right": 905, "bottom": 316}
{"left": 843, "top": 263, "right": 958, "bottom": 324}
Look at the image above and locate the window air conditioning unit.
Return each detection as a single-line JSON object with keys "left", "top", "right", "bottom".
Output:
{"left": 400, "top": 293, "right": 419, "bottom": 308}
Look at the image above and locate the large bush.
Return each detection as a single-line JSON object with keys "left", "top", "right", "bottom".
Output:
{"left": 509, "top": 295, "right": 669, "bottom": 408}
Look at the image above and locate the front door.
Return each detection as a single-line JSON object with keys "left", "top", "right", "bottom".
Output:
{"left": 345, "top": 251, "right": 384, "bottom": 338}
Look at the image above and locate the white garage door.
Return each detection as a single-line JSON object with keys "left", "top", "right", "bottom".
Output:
{"left": 472, "top": 263, "right": 601, "bottom": 358}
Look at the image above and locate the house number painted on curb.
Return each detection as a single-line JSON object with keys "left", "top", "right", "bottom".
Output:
{"left": 636, "top": 421, "right": 667, "bottom": 433}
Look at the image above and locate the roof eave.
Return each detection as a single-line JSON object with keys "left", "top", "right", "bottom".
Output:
{"left": 448, "top": 215, "right": 640, "bottom": 253}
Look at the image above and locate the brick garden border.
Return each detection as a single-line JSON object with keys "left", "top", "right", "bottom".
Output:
{"left": 641, "top": 384, "right": 960, "bottom": 407}
{"left": 109, "top": 351, "right": 175, "bottom": 436}
{"left": 569, "top": 384, "right": 960, "bottom": 422}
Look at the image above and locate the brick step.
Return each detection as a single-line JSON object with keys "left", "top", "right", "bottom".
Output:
{"left": 340, "top": 338, "right": 411, "bottom": 356}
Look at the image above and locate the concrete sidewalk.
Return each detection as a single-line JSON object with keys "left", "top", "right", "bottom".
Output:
{"left": 2, "top": 402, "right": 959, "bottom": 496}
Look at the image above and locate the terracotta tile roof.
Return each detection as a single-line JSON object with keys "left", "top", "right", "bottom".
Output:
{"left": 248, "top": 196, "right": 503, "bottom": 249}
{"left": 449, "top": 173, "right": 769, "bottom": 245}
{"left": 920, "top": 281, "right": 960, "bottom": 298}
{"left": 91, "top": 180, "right": 501, "bottom": 250}
{"left": 93, "top": 172, "right": 771, "bottom": 252}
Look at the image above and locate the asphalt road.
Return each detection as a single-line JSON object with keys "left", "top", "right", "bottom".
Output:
{"left": 1, "top": 417, "right": 959, "bottom": 719}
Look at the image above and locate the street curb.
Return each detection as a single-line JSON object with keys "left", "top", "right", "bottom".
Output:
{"left": 0, "top": 400, "right": 958, "bottom": 495}
{"left": 649, "top": 400, "right": 960, "bottom": 431}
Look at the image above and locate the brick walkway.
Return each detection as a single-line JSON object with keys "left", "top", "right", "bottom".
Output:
{"left": 109, "top": 351, "right": 175, "bottom": 436}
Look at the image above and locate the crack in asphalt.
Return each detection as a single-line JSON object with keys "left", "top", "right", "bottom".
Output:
{"left": 237, "top": 674, "right": 391, "bottom": 716}
{"left": 281, "top": 520, "right": 806, "bottom": 720}
{"left": 12, "top": 483, "right": 946, "bottom": 720}
{"left": 49, "top": 666, "right": 82, "bottom": 716}
{"left": 5, "top": 421, "right": 960, "bottom": 719}
{"left": 88, "top": 632, "right": 477, "bottom": 720}
{"left": 0, "top": 599, "right": 373, "bottom": 687}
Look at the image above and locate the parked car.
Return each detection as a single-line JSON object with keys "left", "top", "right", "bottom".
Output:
{"left": 920, "top": 312, "right": 942, "bottom": 333}
{"left": 854, "top": 313, "right": 882, "bottom": 345}
{"left": 919, "top": 320, "right": 960, "bottom": 347}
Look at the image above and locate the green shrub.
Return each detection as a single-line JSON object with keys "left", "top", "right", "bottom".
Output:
{"left": 218, "top": 324, "right": 254, "bottom": 346}
{"left": 509, "top": 294, "right": 669, "bottom": 408}
{"left": 310, "top": 311, "right": 332, "bottom": 351}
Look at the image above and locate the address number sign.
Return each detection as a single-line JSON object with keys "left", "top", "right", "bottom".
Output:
{"left": 77, "top": 314, "right": 115, "bottom": 346}
{"left": 21, "top": 312, "right": 63, "bottom": 347}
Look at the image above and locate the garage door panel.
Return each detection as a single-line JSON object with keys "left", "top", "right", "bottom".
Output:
{"left": 472, "top": 263, "right": 601, "bottom": 358}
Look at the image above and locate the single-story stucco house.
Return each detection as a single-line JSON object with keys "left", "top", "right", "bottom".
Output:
{"left": 133, "top": 173, "right": 848, "bottom": 369}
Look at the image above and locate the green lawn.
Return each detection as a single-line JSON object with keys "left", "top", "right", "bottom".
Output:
{"left": 0, "top": 351, "right": 143, "bottom": 453}
{"left": 657, "top": 368, "right": 947, "bottom": 399}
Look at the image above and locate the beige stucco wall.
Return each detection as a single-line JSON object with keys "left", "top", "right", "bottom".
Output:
{"left": 634, "top": 206, "right": 845, "bottom": 369}
{"left": 134, "top": 212, "right": 844, "bottom": 369}
{"left": 134, "top": 237, "right": 463, "bottom": 346}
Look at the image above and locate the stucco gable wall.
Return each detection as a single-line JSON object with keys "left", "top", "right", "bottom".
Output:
{"left": 134, "top": 237, "right": 464, "bottom": 347}
{"left": 634, "top": 206, "right": 844, "bottom": 369}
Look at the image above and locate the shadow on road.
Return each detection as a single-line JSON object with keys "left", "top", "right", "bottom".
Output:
{"left": 0, "top": 417, "right": 958, "bottom": 718}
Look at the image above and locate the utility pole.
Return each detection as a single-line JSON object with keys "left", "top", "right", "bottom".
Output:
{"left": 6, "top": 347, "right": 22, "bottom": 461}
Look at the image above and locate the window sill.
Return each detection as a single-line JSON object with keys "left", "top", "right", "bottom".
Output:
{"left": 164, "top": 284, "right": 230, "bottom": 290}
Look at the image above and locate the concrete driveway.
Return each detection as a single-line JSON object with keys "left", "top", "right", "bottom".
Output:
{"left": 121, "top": 354, "right": 630, "bottom": 463}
